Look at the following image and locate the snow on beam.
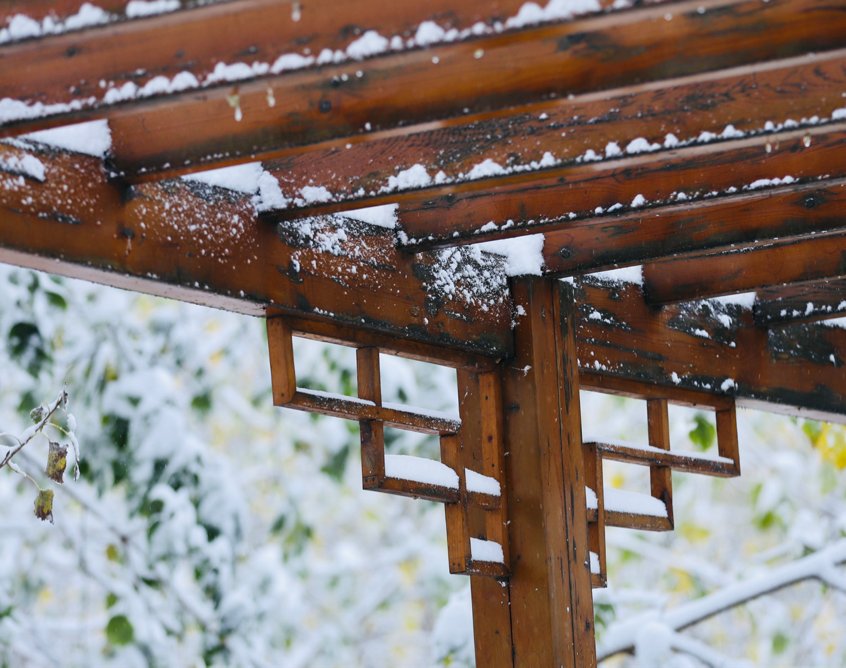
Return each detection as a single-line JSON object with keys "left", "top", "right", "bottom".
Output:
{"left": 572, "top": 277, "right": 846, "bottom": 422}
{"left": 0, "top": 144, "right": 513, "bottom": 357}
{"left": 396, "top": 123, "right": 846, "bottom": 250}
{"left": 0, "top": 0, "right": 197, "bottom": 44}
{"left": 643, "top": 231, "right": 846, "bottom": 305}
{"left": 542, "top": 179, "right": 846, "bottom": 277}
{"left": 0, "top": 0, "right": 651, "bottom": 140}
{"left": 261, "top": 49, "right": 846, "bottom": 218}
{"left": 754, "top": 279, "right": 846, "bottom": 327}
{"left": 3, "top": 0, "right": 840, "bottom": 183}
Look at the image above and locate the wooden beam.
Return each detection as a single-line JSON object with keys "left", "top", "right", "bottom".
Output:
{"left": 754, "top": 279, "right": 846, "bottom": 327}
{"left": 0, "top": 0, "right": 200, "bottom": 32}
{"left": 262, "top": 49, "right": 846, "bottom": 218}
{"left": 1, "top": 0, "right": 572, "bottom": 128}
{"left": 543, "top": 179, "right": 846, "bottom": 276}
{"left": 397, "top": 123, "right": 846, "bottom": 250}
{"left": 574, "top": 277, "right": 846, "bottom": 422}
{"left": 5, "top": 0, "right": 841, "bottom": 182}
{"left": 642, "top": 231, "right": 846, "bottom": 305}
{"left": 502, "top": 277, "right": 596, "bottom": 667}
{"left": 0, "top": 144, "right": 513, "bottom": 357}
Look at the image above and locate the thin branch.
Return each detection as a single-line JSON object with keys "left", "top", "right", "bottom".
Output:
{"left": 598, "top": 539, "right": 846, "bottom": 661}
{"left": 0, "top": 391, "right": 67, "bottom": 471}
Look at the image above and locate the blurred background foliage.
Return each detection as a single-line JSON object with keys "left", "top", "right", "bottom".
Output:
{"left": 0, "top": 267, "right": 845, "bottom": 667}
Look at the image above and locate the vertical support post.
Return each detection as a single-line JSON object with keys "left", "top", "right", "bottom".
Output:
{"left": 357, "top": 347, "right": 385, "bottom": 486}
{"left": 267, "top": 317, "right": 296, "bottom": 405}
{"left": 457, "top": 370, "right": 513, "bottom": 667}
{"left": 647, "top": 398, "right": 674, "bottom": 527}
{"left": 492, "top": 277, "right": 596, "bottom": 667}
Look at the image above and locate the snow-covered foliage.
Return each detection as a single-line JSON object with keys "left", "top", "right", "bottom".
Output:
{"left": 1, "top": 267, "right": 846, "bottom": 666}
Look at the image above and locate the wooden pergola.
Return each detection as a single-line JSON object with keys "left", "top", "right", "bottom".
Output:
{"left": 3, "top": 0, "right": 846, "bottom": 664}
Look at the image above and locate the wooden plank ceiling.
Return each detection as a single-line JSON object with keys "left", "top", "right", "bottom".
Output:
{"left": 2, "top": 0, "right": 846, "bottom": 419}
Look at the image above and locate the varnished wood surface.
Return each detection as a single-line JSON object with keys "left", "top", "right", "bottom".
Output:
{"left": 0, "top": 145, "right": 513, "bottom": 356}
{"left": 754, "top": 279, "right": 846, "bottom": 327}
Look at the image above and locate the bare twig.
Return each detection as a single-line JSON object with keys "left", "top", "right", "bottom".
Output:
{"left": 0, "top": 390, "right": 67, "bottom": 472}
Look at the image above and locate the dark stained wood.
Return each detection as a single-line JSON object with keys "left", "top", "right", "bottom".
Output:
{"left": 398, "top": 123, "right": 846, "bottom": 249}
{"left": 575, "top": 278, "right": 846, "bottom": 422}
{"left": 544, "top": 178, "right": 846, "bottom": 277}
{"left": 643, "top": 231, "right": 846, "bottom": 305}
{"left": 6, "top": 0, "right": 841, "bottom": 181}
{"left": 263, "top": 49, "right": 846, "bottom": 218}
{"left": 0, "top": 144, "right": 513, "bottom": 357}
{"left": 584, "top": 443, "right": 607, "bottom": 588}
{"left": 503, "top": 278, "right": 596, "bottom": 667}
{"left": 754, "top": 279, "right": 846, "bottom": 327}
{"left": 266, "top": 317, "right": 296, "bottom": 403}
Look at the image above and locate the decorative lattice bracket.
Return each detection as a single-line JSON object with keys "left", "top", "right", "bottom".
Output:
{"left": 267, "top": 316, "right": 509, "bottom": 578}
{"left": 579, "top": 375, "right": 741, "bottom": 588}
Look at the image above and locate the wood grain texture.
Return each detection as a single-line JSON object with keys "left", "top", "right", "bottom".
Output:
{"left": 543, "top": 179, "right": 846, "bottom": 277}
{"left": 754, "top": 279, "right": 846, "bottom": 327}
{"left": 503, "top": 278, "right": 596, "bottom": 667}
{"left": 643, "top": 231, "right": 846, "bottom": 304}
{"left": 6, "top": 0, "right": 841, "bottom": 182}
{"left": 575, "top": 278, "right": 846, "bottom": 422}
{"left": 0, "top": 144, "right": 512, "bottom": 357}
{"left": 398, "top": 123, "right": 846, "bottom": 249}
{"left": 263, "top": 49, "right": 846, "bottom": 218}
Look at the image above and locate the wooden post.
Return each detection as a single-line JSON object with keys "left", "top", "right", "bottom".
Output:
{"left": 469, "top": 277, "right": 596, "bottom": 667}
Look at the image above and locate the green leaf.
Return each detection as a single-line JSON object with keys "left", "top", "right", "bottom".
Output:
{"left": 46, "top": 441, "right": 68, "bottom": 484}
{"left": 45, "top": 291, "right": 67, "bottom": 310}
{"left": 688, "top": 414, "right": 716, "bottom": 451}
{"left": 33, "top": 489, "right": 54, "bottom": 523}
{"left": 106, "top": 614, "right": 134, "bottom": 646}
{"left": 772, "top": 632, "right": 789, "bottom": 654}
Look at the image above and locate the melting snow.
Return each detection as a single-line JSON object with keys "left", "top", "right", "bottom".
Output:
{"left": 475, "top": 234, "right": 545, "bottom": 276}
{"left": 21, "top": 119, "right": 112, "bottom": 157}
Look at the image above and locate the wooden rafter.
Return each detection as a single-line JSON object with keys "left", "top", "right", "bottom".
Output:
{"left": 262, "top": 49, "right": 846, "bottom": 220}
{"left": 3, "top": 0, "right": 841, "bottom": 183}
{"left": 542, "top": 179, "right": 846, "bottom": 276}
{"left": 396, "top": 124, "right": 846, "bottom": 249}
{"left": 754, "top": 280, "right": 846, "bottom": 327}
{"left": 642, "top": 231, "right": 846, "bottom": 305}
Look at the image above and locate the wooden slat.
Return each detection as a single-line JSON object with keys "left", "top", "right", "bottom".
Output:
{"left": 754, "top": 279, "right": 846, "bottom": 327}
{"left": 574, "top": 278, "right": 846, "bottom": 422}
{"left": 441, "top": 433, "right": 471, "bottom": 573}
{"left": 716, "top": 404, "right": 740, "bottom": 474}
{"left": 647, "top": 399, "right": 674, "bottom": 526}
{"left": 289, "top": 389, "right": 460, "bottom": 434}
{"left": 544, "top": 178, "right": 846, "bottom": 277}
{"left": 0, "top": 0, "right": 574, "bottom": 127}
{"left": 263, "top": 49, "right": 846, "bottom": 218}
{"left": 588, "top": 440, "right": 737, "bottom": 476}
{"left": 266, "top": 317, "right": 296, "bottom": 403}
{"left": 356, "top": 347, "right": 386, "bottom": 485}
{"left": 0, "top": 144, "right": 513, "bottom": 357}
{"left": 643, "top": 231, "right": 846, "bottom": 305}
{"left": 580, "top": 372, "right": 734, "bottom": 410}
{"left": 603, "top": 508, "right": 673, "bottom": 531}
{"left": 397, "top": 123, "right": 846, "bottom": 250}
{"left": 278, "top": 315, "right": 495, "bottom": 371}
{"left": 368, "top": 475, "right": 460, "bottom": 504}
{"left": 6, "top": 0, "right": 842, "bottom": 181}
